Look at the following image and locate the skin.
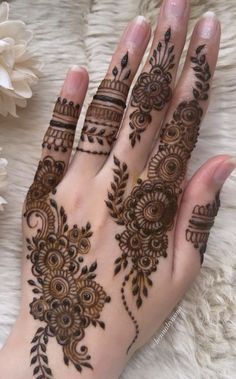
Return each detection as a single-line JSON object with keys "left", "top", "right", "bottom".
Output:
{"left": 0, "top": 1, "right": 235, "bottom": 378}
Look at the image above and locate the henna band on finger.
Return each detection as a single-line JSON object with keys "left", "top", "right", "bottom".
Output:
{"left": 78, "top": 52, "right": 131, "bottom": 155}
{"left": 42, "top": 97, "right": 80, "bottom": 153}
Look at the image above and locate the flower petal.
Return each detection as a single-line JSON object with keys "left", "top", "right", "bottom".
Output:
{"left": 13, "top": 79, "right": 32, "bottom": 98}
{"left": 0, "top": 65, "right": 13, "bottom": 89}
{"left": 0, "top": 2, "right": 9, "bottom": 23}
{"left": 0, "top": 21, "right": 32, "bottom": 42}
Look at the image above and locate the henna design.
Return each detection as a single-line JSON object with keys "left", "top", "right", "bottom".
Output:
{"left": 25, "top": 158, "right": 110, "bottom": 377}
{"left": 129, "top": 28, "right": 175, "bottom": 147}
{"left": 42, "top": 126, "right": 74, "bottom": 152}
{"left": 107, "top": 46, "right": 211, "bottom": 351}
{"left": 186, "top": 191, "right": 220, "bottom": 264}
{"left": 78, "top": 52, "right": 130, "bottom": 155}
{"left": 42, "top": 97, "right": 80, "bottom": 153}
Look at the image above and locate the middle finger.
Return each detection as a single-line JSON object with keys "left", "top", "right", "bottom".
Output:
{"left": 101, "top": 0, "right": 190, "bottom": 179}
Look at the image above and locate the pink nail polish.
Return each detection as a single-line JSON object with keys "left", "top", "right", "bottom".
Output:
{"left": 163, "top": 0, "right": 187, "bottom": 18}
{"left": 213, "top": 158, "right": 236, "bottom": 186}
{"left": 122, "top": 15, "right": 150, "bottom": 47}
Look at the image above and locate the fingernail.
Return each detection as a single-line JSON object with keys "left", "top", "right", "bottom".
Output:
{"left": 122, "top": 15, "right": 151, "bottom": 47}
{"left": 163, "top": 0, "right": 187, "bottom": 18}
{"left": 198, "top": 11, "right": 219, "bottom": 39}
{"left": 213, "top": 157, "right": 236, "bottom": 186}
{"left": 63, "top": 66, "right": 88, "bottom": 96}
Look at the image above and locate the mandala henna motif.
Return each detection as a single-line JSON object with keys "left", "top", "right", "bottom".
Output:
{"left": 77, "top": 52, "right": 131, "bottom": 155}
{"left": 42, "top": 97, "right": 80, "bottom": 153}
{"left": 25, "top": 158, "right": 110, "bottom": 377}
{"left": 186, "top": 191, "right": 221, "bottom": 264}
{"left": 129, "top": 28, "right": 175, "bottom": 147}
{"left": 107, "top": 45, "right": 211, "bottom": 352}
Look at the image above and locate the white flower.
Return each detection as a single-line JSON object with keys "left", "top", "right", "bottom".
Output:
{"left": 0, "top": 147, "right": 7, "bottom": 211}
{"left": 0, "top": 1, "right": 41, "bottom": 117}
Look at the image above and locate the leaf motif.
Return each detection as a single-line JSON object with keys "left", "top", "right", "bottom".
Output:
{"left": 114, "top": 155, "right": 120, "bottom": 167}
{"left": 136, "top": 296, "right": 142, "bottom": 308}
{"left": 30, "top": 345, "right": 37, "bottom": 354}
{"left": 132, "top": 285, "right": 139, "bottom": 296}
{"left": 157, "top": 42, "right": 162, "bottom": 51}
{"left": 43, "top": 366, "right": 52, "bottom": 375}
{"left": 114, "top": 264, "right": 121, "bottom": 275}
{"left": 196, "top": 44, "right": 205, "bottom": 55}
{"left": 88, "top": 135, "right": 94, "bottom": 143}
{"left": 123, "top": 69, "right": 131, "bottom": 81}
{"left": 28, "top": 279, "right": 35, "bottom": 286}
{"left": 64, "top": 355, "right": 69, "bottom": 366}
{"left": 33, "top": 288, "right": 41, "bottom": 294}
{"left": 112, "top": 66, "right": 118, "bottom": 77}
{"left": 98, "top": 320, "right": 105, "bottom": 329}
{"left": 31, "top": 356, "right": 37, "bottom": 365}
{"left": 40, "top": 343, "right": 46, "bottom": 353}
{"left": 121, "top": 52, "right": 129, "bottom": 69}
{"left": 165, "top": 27, "right": 171, "bottom": 43}
{"left": 41, "top": 354, "right": 48, "bottom": 364}
{"left": 81, "top": 362, "right": 93, "bottom": 370}
{"left": 33, "top": 366, "right": 40, "bottom": 375}
{"left": 89, "top": 261, "right": 97, "bottom": 272}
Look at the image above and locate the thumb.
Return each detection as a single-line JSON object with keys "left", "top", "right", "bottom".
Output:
{"left": 172, "top": 155, "right": 236, "bottom": 289}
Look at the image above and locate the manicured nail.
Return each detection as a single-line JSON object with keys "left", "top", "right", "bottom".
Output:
{"left": 122, "top": 15, "right": 151, "bottom": 47}
{"left": 198, "top": 11, "right": 219, "bottom": 39}
{"left": 213, "top": 157, "right": 236, "bottom": 186}
{"left": 163, "top": 0, "right": 187, "bottom": 18}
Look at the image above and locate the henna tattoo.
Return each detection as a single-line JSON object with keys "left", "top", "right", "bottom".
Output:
{"left": 42, "top": 126, "right": 74, "bottom": 152}
{"left": 42, "top": 97, "right": 80, "bottom": 153}
{"left": 129, "top": 28, "right": 175, "bottom": 147}
{"left": 186, "top": 191, "right": 220, "bottom": 264}
{"left": 107, "top": 46, "right": 211, "bottom": 352}
{"left": 78, "top": 52, "right": 130, "bottom": 155}
{"left": 25, "top": 158, "right": 110, "bottom": 377}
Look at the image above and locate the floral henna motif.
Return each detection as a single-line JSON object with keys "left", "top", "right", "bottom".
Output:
{"left": 25, "top": 158, "right": 110, "bottom": 377}
{"left": 186, "top": 191, "right": 221, "bottom": 264}
{"left": 129, "top": 28, "right": 175, "bottom": 147}
{"left": 107, "top": 46, "right": 211, "bottom": 352}
{"left": 77, "top": 52, "right": 131, "bottom": 155}
{"left": 42, "top": 97, "right": 80, "bottom": 153}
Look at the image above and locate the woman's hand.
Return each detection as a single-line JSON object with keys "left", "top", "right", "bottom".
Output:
{"left": 1, "top": 1, "right": 234, "bottom": 379}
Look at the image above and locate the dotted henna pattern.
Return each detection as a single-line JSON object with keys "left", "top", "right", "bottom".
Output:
{"left": 106, "top": 44, "right": 211, "bottom": 352}
{"left": 25, "top": 156, "right": 110, "bottom": 378}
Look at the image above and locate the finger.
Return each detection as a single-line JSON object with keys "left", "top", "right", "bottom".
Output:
{"left": 102, "top": 0, "right": 190, "bottom": 178}
{"left": 172, "top": 155, "right": 236, "bottom": 292}
{"left": 42, "top": 66, "right": 89, "bottom": 166}
{"left": 26, "top": 67, "right": 88, "bottom": 202}
{"left": 73, "top": 16, "right": 151, "bottom": 176}
{"left": 145, "top": 12, "right": 221, "bottom": 192}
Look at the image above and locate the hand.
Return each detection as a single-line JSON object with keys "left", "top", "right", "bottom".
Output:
{"left": 0, "top": 2, "right": 233, "bottom": 379}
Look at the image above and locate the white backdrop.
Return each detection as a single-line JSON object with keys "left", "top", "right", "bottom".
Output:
{"left": 0, "top": 1, "right": 236, "bottom": 378}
